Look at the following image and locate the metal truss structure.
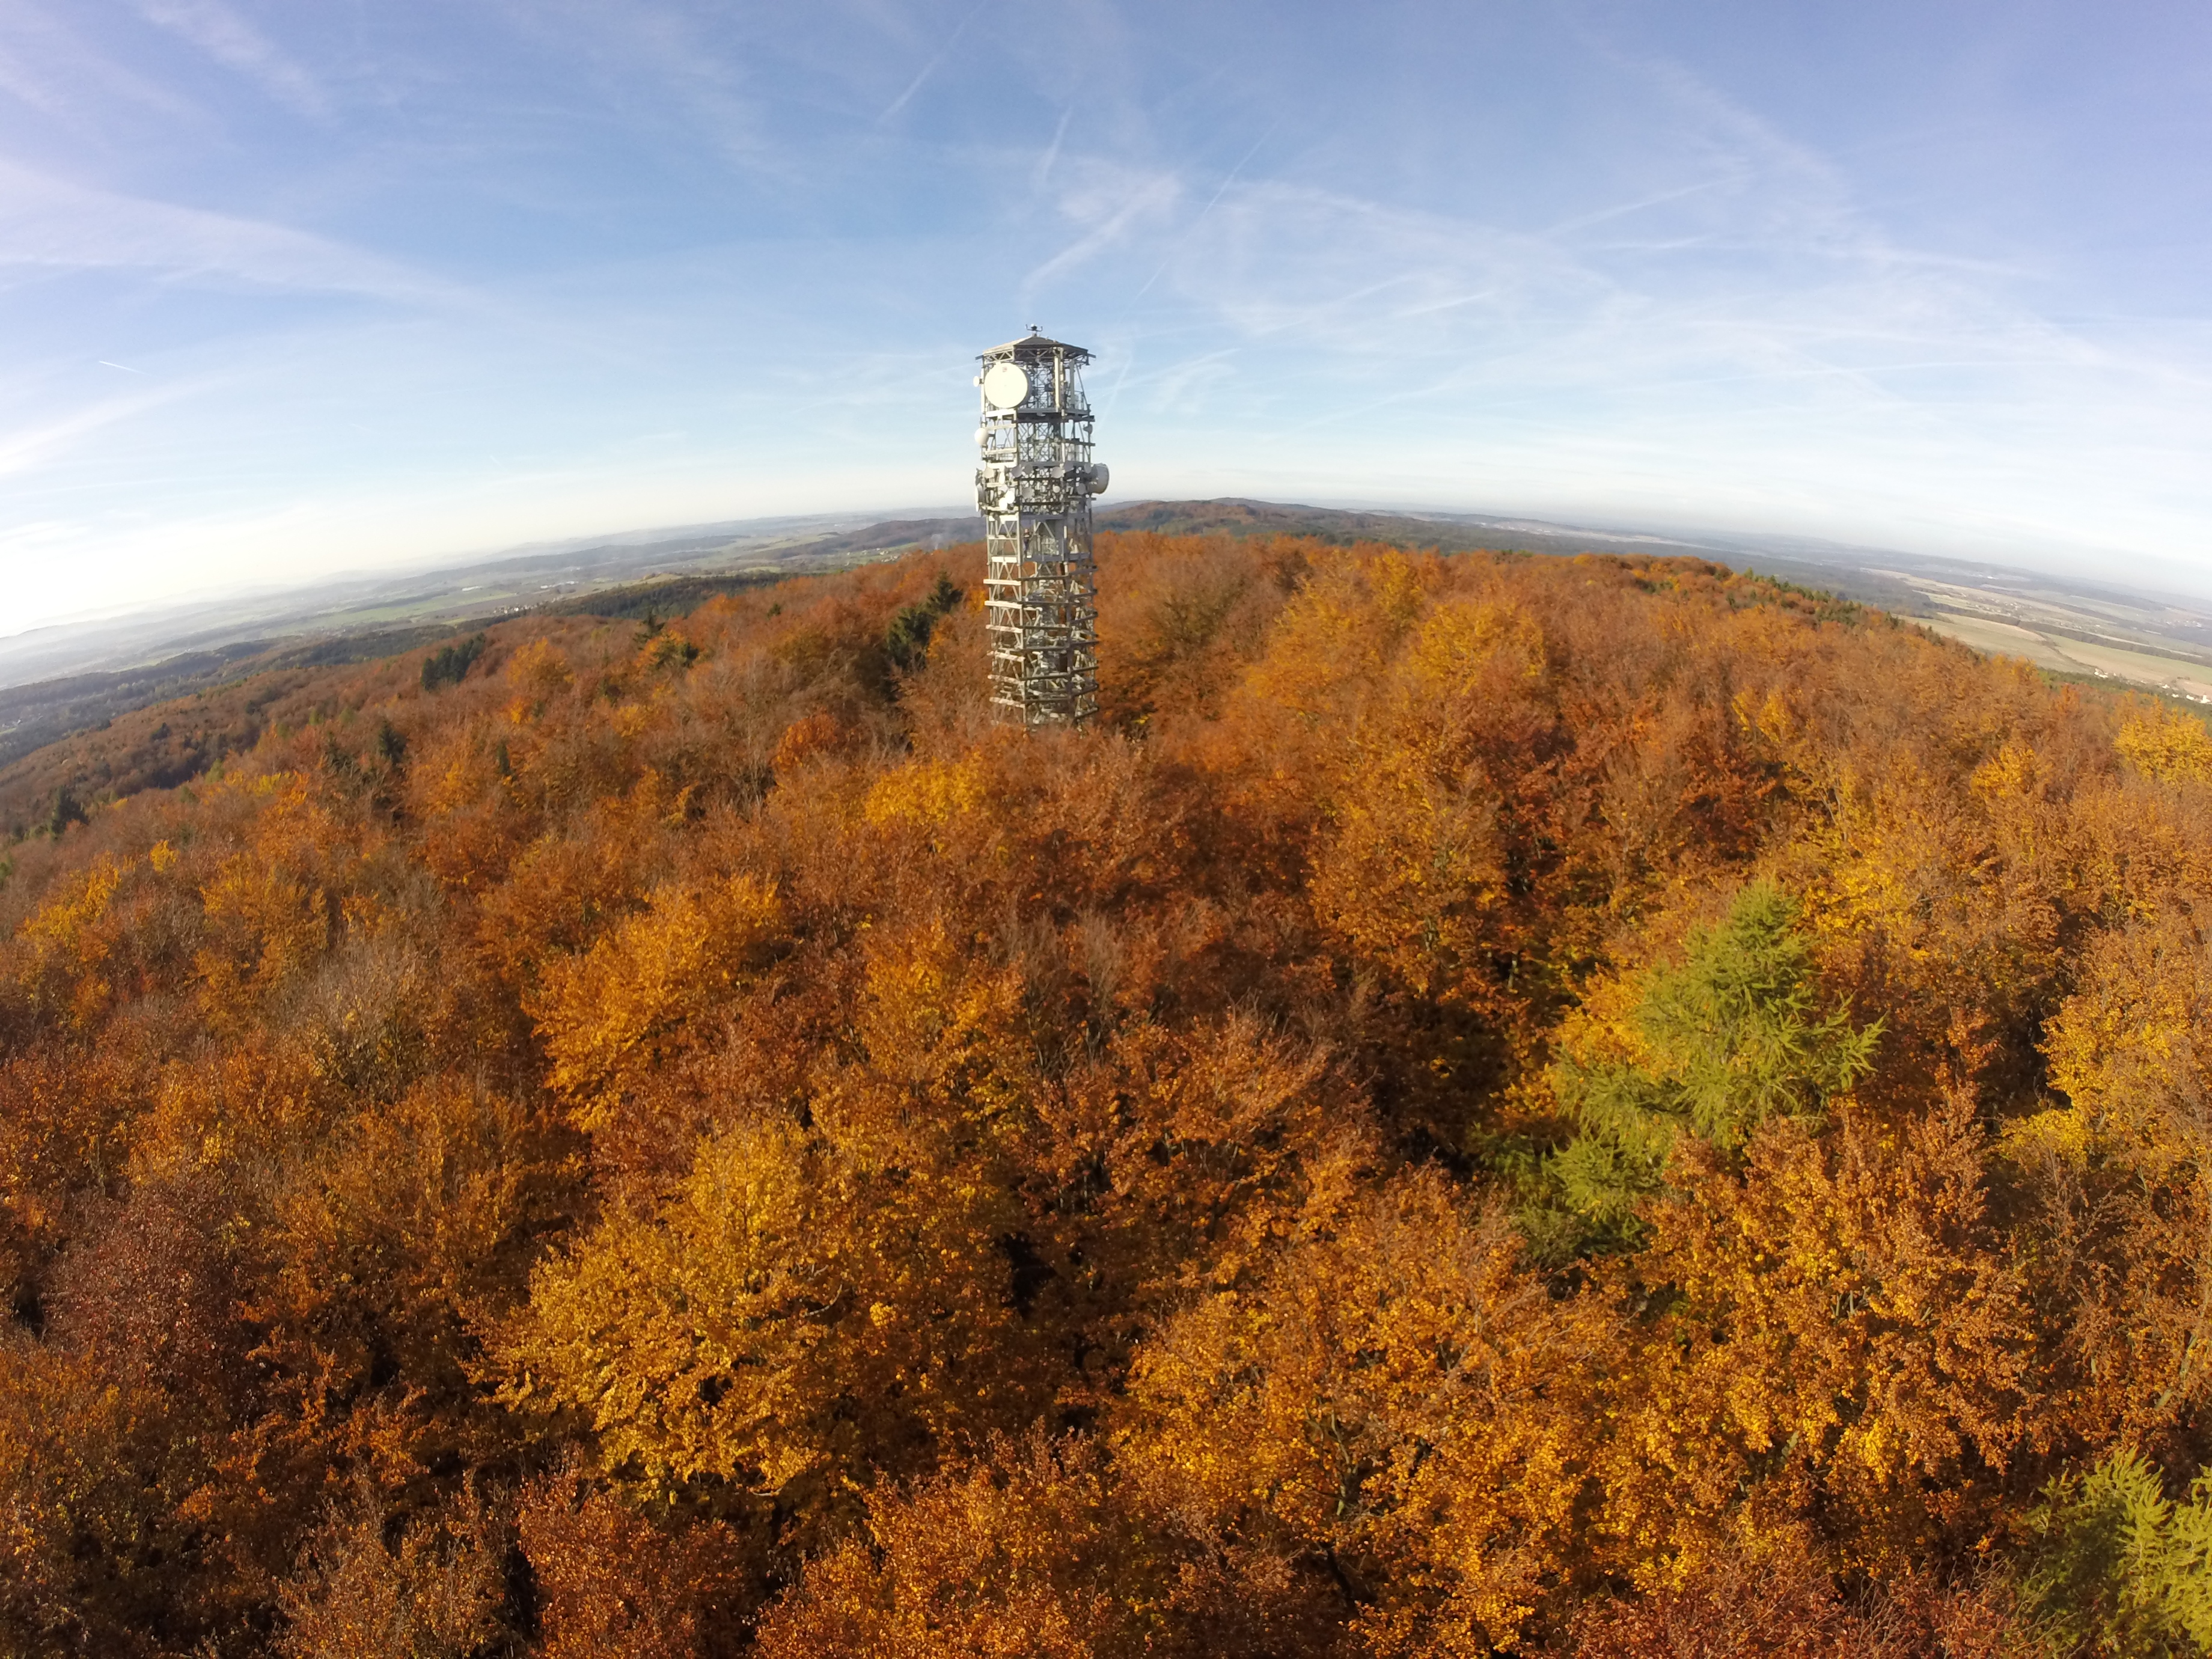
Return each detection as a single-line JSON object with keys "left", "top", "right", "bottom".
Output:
{"left": 974, "top": 328, "right": 1107, "bottom": 727}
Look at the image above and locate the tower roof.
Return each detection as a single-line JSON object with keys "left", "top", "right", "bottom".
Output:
{"left": 979, "top": 327, "right": 1090, "bottom": 362}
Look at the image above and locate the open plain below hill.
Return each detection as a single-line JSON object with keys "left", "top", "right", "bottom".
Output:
{"left": 1889, "top": 566, "right": 2212, "bottom": 697}
{"left": 10, "top": 528, "right": 2212, "bottom": 1651}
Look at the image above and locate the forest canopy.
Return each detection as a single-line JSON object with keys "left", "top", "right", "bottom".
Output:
{"left": 5, "top": 530, "right": 2212, "bottom": 1655}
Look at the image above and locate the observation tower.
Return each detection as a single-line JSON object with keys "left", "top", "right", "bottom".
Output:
{"left": 974, "top": 328, "right": 1108, "bottom": 726}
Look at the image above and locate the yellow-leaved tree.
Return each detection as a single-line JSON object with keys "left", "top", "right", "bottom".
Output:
{"left": 1119, "top": 1168, "right": 1599, "bottom": 1655}
{"left": 530, "top": 872, "right": 782, "bottom": 1131}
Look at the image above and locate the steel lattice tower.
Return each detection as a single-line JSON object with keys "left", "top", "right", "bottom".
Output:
{"left": 974, "top": 328, "right": 1107, "bottom": 726}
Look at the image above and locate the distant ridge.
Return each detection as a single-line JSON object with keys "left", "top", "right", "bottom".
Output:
{"left": 0, "top": 511, "right": 983, "bottom": 769}
{"left": 14, "top": 498, "right": 2212, "bottom": 798}
{"left": 1096, "top": 499, "right": 1924, "bottom": 610}
{"left": 0, "top": 509, "right": 986, "bottom": 692}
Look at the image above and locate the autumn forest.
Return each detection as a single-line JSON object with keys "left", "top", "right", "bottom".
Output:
{"left": 10, "top": 531, "right": 2212, "bottom": 1655}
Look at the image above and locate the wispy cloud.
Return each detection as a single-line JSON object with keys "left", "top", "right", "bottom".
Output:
{"left": 0, "top": 376, "right": 210, "bottom": 477}
{"left": 1112, "top": 121, "right": 1279, "bottom": 318}
{"left": 0, "top": 0, "right": 202, "bottom": 124}
{"left": 1063, "top": 43, "right": 2212, "bottom": 574}
{"left": 1539, "top": 173, "right": 1755, "bottom": 239}
{"left": 135, "top": 0, "right": 328, "bottom": 117}
{"left": 1025, "top": 161, "right": 1182, "bottom": 293}
{"left": 486, "top": 0, "right": 777, "bottom": 175}
{"left": 0, "top": 158, "right": 460, "bottom": 303}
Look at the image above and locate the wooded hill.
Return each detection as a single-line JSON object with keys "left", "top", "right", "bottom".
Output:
{"left": 5, "top": 530, "right": 2211, "bottom": 1655}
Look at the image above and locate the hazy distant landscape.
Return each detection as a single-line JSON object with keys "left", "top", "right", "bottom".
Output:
{"left": 0, "top": 510, "right": 980, "bottom": 686}
{"left": 11, "top": 498, "right": 2212, "bottom": 794}
{"left": 0, "top": 510, "right": 981, "bottom": 772}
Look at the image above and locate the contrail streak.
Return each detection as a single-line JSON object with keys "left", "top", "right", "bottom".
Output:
{"left": 879, "top": 0, "right": 987, "bottom": 124}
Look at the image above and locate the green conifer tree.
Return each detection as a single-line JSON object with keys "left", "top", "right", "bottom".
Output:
{"left": 2021, "top": 1449, "right": 2212, "bottom": 1655}
{"left": 1533, "top": 881, "right": 1878, "bottom": 1255}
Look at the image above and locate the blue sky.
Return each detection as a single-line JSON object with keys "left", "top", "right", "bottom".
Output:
{"left": 4, "top": 0, "right": 2210, "bottom": 634}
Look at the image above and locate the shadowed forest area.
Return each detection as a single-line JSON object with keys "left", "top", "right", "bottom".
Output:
{"left": 10, "top": 531, "right": 2212, "bottom": 1655}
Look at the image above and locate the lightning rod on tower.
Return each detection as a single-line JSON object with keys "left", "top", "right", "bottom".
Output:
{"left": 974, "top": 327, "right": 1107, "bottom": 726}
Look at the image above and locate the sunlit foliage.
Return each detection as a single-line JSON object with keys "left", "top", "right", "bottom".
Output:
{"left": 2, "top": 533, "right": 2207, "bottom": 1653}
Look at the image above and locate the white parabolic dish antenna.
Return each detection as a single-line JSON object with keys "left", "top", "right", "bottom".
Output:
{"left": 981, "top": 361, "right": 1030, "bottom": 409}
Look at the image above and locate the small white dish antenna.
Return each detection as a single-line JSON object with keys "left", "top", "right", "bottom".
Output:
{"left": 981, "top": 361, "right": 1030, "bottom": 409}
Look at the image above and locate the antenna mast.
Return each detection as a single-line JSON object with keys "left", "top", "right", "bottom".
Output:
{"left": 974, "top": 328, "right": 1107, "bottom": 726}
